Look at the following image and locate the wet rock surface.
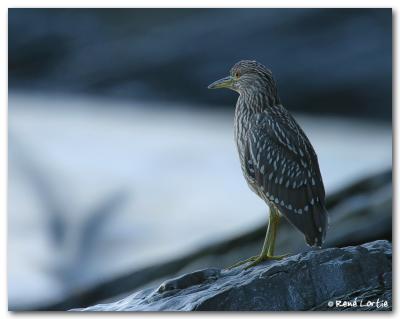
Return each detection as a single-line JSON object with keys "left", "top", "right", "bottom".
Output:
{"left": 75, "top": 240, "right": 392, "bottom": 311}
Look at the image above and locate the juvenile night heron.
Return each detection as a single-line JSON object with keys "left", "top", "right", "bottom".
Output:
{"left": 208, "top": 60, "right": 328, "bottom": 269}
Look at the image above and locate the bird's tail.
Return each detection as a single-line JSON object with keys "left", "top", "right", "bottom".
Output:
{"left": 304, "top": 203, "right": 328, "bottom": 248}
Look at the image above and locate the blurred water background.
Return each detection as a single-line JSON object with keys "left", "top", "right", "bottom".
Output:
{"left": 8, "top": 8, "right": 392, "bottom": 310}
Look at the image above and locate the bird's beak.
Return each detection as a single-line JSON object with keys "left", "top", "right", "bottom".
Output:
{"left": 207, "top": 76, "right": 234, "bottom": 89}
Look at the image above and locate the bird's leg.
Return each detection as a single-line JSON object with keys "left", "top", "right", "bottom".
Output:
{"left": 243, "top": 206, "right": 288, "bottom": 269}
{"left": 263, "top": 206, "right": 280, "bottom": 256}
{"left": 226, "top": 206, "right": 288, "bottom": 270}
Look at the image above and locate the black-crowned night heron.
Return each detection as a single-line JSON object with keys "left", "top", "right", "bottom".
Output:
{"left": 208, "top": 60, "right": 328, "bottom": 269}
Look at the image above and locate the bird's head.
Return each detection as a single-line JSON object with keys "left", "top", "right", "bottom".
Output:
{"left": 208, "top": 60, "right": 277, "bottom": 96}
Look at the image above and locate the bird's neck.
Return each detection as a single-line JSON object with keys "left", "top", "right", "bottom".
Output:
{"left": 234, "top": 90, "right": 280, "bottom": 147}
{"left": 234, "top": 91, "right": 275, "bottom": 145}
{"left": 238, "top": 89, "right": 280, "bottom": 114}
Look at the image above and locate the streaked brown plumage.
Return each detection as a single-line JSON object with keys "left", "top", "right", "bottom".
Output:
{"left": 208, "top": 60, "right": 328, "bottom": 268}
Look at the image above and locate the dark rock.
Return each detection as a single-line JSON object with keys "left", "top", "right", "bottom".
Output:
{"left": 74, "top": 240, "right": 391, "bottom": 311}
{"left": 156, "top": 268, "right": 221, "bottom": 294}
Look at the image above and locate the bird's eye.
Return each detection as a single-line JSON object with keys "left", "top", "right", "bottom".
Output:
{"left": 235, "top": 72, "right": 240, "bottom": 78}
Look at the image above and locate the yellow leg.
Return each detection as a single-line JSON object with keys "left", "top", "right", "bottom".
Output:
{"left": 226, "top": 206, "right": 288, "bottom": 270}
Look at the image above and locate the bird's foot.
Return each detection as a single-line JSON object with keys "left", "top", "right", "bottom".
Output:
{"left": 226, "top": 256, "right": 259, "bottom": 270}
{"left": 226, "top": 254, "right": 289, "bottom": 270}
{"left": 243, "top": 253, "right": 289, "bottom": 270}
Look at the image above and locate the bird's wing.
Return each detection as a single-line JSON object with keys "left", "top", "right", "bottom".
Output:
{"left": 244, "top": 109, "right": 327, "bottom": 247}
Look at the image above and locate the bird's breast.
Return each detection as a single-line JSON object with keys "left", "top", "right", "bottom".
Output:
{"left": 233, "top": 99, "right": 259, "bottom": 184}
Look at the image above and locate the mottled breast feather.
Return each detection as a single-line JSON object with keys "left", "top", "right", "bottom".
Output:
{"left": 243, "top": 105, "right": 327, "bottom": 247}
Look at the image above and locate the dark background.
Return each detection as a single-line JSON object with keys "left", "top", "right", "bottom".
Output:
{"left": 9, "top": 8, "right": 392, "bottom": 120}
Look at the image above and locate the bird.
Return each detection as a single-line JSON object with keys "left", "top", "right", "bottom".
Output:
{"left": 208, "top": 60, "right": 328, "bottom": 269}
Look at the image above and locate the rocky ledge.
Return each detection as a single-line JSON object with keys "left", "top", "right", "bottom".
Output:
{"left": 74, "top": 240, "right": 391, "bottom": 311}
